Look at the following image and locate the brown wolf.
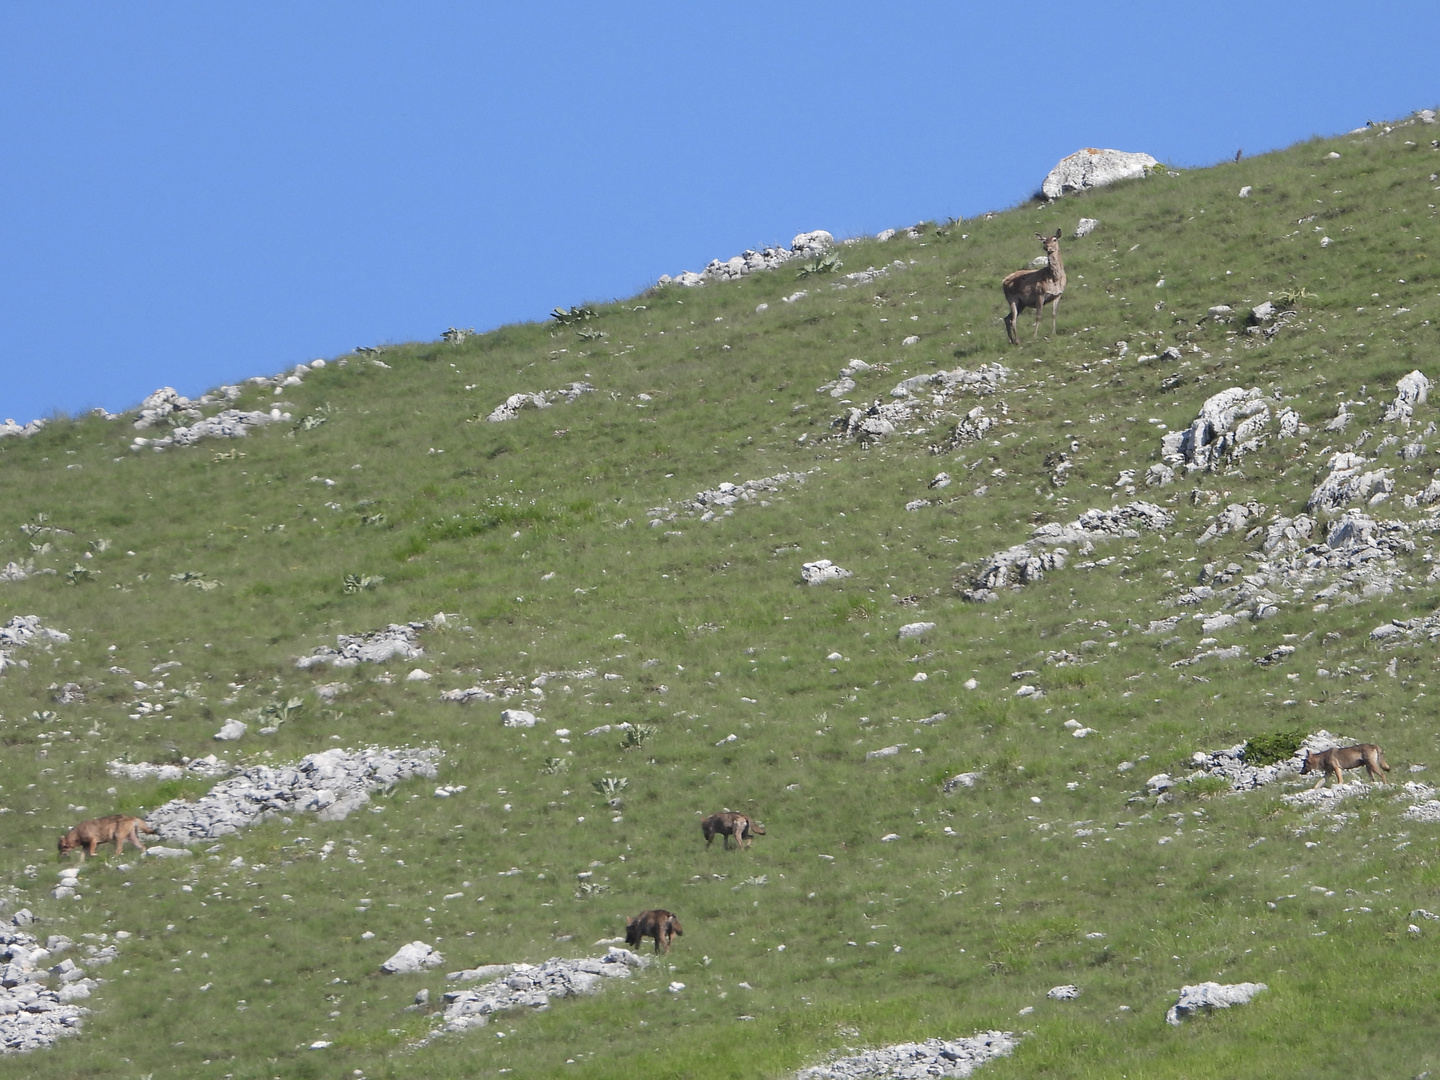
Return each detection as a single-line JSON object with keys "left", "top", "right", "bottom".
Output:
{"left": 625, "top": 909, "right": 683, "bottom": 953}
{"left": 1300, "top": 744, "right": 1390, "bottom": 789}
{"left": 58, "top": 814, "right": 157, "bottom": 859}
{"left": 701, "top": 811, "right": 765, "bottom": 850}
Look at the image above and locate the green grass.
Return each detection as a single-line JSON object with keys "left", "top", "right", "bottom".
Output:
{"left": 1, "top": 109, "right": 1439, "bottom": 1078}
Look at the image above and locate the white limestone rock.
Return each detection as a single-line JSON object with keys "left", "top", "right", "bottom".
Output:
{"left": 382, "top": 941, "right": 444, "bottom": 974}
{"left": 1042, "top": 148, "right": 1159, "bottom": 199}
{"left": 213, "top": 719, "right": 246, "bottom": 742}
{"left": 801, "top": 560, "right": 852, "bottom": 585}
{"left": 794, "top": 1031, "right": 1019, "bottom": 1079}
{"left": 1165, "top": 981, "right": 1267, "bottom": 1025}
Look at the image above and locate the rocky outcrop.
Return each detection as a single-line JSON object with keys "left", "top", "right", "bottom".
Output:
{"left": 381, "top": 941, "right": 444, "bottom": 974}
{"left": 131, "top": 409, "right": 287, "bottom": 452}
{"left": 802, "top": 560, "right": 852, "bottom": 585}
{"left": 484, "top": 383, "right": 595, "bottom": 423}
{"left": 1042, "top": 148, "right": 1159, "bottom": 199}
{"left": 660, "top": 231, "right": 833, "bottom": 288}
{"left": 437, "top": 948, "right": 648, "bottom": 1034}
{"left": 794, "top": 1031, "right": 1019, "bottom": 1079}
{"left": 145, "top": 746, "right": 440, "bottom": 841}
{"left": 0, "top": 912, "right": 101, "bottom": 1053}
{"left": 1160, "top": 387, "right": 1294, "bottom": 474}
{"left": 0, "top": 418, "right": 47, "bottom": 441}
{"left": 0, "top": 617, "right": 69, "bottom": 673}
{"left": 1165, "top": 981, "right": 1267, "bottom": 1025}
{"left": 647, "top": 471, "right": 812, "bottom": 527}
{"left": 965, "top": 503, "right": 1173, "bottom": 603}
{"left": 1307, "top": 452, "right": 1393, "bottom": 512}
{"left": 295, "top": 622, "right": 425, "bottom": 669}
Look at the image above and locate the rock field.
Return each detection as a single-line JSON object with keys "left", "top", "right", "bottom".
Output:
{"left": 144, "top": 746, "right": 441, "bottom": 841}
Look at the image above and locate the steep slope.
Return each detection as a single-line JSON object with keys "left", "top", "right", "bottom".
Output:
{"left": 0, "top": 109, "right": 1438, "bottom": 1078}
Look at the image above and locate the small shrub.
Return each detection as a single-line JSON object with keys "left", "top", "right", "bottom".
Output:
{"left": 343, "top": 573, "right": 384, "bottom": 594}
{"left": 1246, "top": 728, "right": 1306, "bottom": 767}
{"left": 542, "top": 757, "right": 568, "bottom": 775}
{"left": 592, "top": 776, "right": 628, "bottom": 799}
{"left": 1184, "top": 774, "right": 1232, "bottom": 799}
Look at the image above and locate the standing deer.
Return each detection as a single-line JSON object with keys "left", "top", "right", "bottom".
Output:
{"left": 1001, "top": 229, "right": 1066, "bottom": 346}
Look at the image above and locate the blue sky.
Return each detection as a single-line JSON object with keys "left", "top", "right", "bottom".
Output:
{"left": 1, "top": 3, "right": 1435, "bottom": 423}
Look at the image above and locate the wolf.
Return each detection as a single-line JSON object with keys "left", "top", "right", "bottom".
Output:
{"left": 1299, "top": 744, "right": 1390, "bottom": 789}
{"left": 701, "top": 811, "right": 765, "bottom": 850}
{"left": 625, "top": 909, "right": 683, "bottom": 953}
{"left": 58, "top": 814, "right": 158, "bottom": 858}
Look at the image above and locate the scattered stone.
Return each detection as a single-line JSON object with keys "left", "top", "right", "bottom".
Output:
{"left": 1074, "top": 218, "right": 1099, "bottom": 238}
{"left": 1238, "top": 186, "right": 1252, "bottom": 198}
{"left": 802, "top": 560, "right": 852, "bottom": 585}
{"left": 943, "top": 772, "right": 982, "bottom": 793}
{"left": 660, "top": 231, "right": 833, "bottom": 287}
{"left": 866, "top": 745, "right": 903, "bottom": 761}
{"left": 500, "top": 709, "right": 539, "bottom": 728}
{"left": 964, "top": 502, "right": 1173, "bottom": 602}
{"left": 132, "top": 408, "right": 287, "bottom": 452}
{"left": 296, "top": 622, "right": 426, "bottom": 669}
{"left": 381, "top": 941, "right": 444, "bottom": 975}
{"left": 794, "top": 1031, "right": 1019, "bottom": 1079}
{"left": 446, "top": 964, "right": 515, "bottom": 983}
{"left": 436, "top": 948, "right": 648, "bottom": 1035}
{"left": 0, "top": 617, "right": 70, "bottom": 674}
{"left": 213, "top": 720, "right": 246, "bottom": 742}
{"left": 1042, "top": 148, "right": 1159, "bottom": 199}
{"left": 1047, "top": 985, "right": 1080, "bottom": 1001}
{"left": 897, "top": 622, "right": 935, "bottom": 639}
{"left": 439, "top": 686, "right": 497, "bottom": 705}
{"left": 145, "top": 746, "right": 441, "bottom": 841}
{"left": 1165, "top": 981, "right": 1267, "bottom": 1025}
{"left": 485, "top": 383, "right": 595, "bottom": 423}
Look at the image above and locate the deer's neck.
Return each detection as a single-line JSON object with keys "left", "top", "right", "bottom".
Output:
{"left": 1047, "top": 250, "right": 1065, "bottom": 284}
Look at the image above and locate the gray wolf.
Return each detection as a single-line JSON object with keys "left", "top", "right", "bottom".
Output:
{"left": 59, "top": 814, "right": 157, "bottom": 858}
{"left": 1300, "top": 744, "right": 1389, "bottom": 789}
{"left": 702, "top": 811, "right": 765, "bottom": 850}
{"left": 625, "top": 909, "right": 683, "bottom": 953}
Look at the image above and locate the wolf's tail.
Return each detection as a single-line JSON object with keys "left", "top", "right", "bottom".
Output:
{"left": 1380, "top": 752, "right": 1391, "bottom": 773}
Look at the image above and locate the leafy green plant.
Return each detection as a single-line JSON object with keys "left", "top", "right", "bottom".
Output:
{"left": 170, "top": 570, "right": 221, "bottom": 590}
{"left": 591, "top": 776, "right": 628, "bottom": 800}
{"left": 619, "top": 723, "right": 656, "bottom": 750}
{"left": 262, "top": 696, "right": 305, "bottom": 725}
{"left": 1274, "top": 286, "right": 1316, "bottom": 308}
{"left": 796, "top": 251, "right": 843, "bottom": 278}
{"left": 1245, "top": 728, "right": 1306, "bottom": 767}
{"left": 343, "top": 572, "right": 384, "bottom": 593}
{"left": 549, "top": 304, "right": 597, "bottom": 326}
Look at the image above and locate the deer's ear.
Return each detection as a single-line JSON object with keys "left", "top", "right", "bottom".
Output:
{"left": 1054, "top": 228, "right": 1062, "bottom": 239}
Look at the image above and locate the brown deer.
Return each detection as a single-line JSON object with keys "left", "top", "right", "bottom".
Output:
{"left": 1002, "top": 229, "right": 1066, "bottom": 345}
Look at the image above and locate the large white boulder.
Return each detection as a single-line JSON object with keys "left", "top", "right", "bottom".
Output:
{"left": 1042, "top": 148, "right": 1160, "bottom": 199}
{"left": 381, "top": 941, "right": 444, "bottom": 974}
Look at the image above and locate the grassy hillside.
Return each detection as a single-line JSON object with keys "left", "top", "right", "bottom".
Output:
{"left": 1, "top": 110, "right": 1438, "bottom": 1079}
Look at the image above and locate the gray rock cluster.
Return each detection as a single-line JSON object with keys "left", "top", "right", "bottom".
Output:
{"left": 829, "top": 362, "right": 1009, "bottom": 447}
{"left": 295, "top": 622, "right": 426, "bottom": 669}
{"left": 132, "top": 408, "right": 288, "bottom": 453}
{"left": 964, "top": 502, "right": 1174, "bottom": 603}
{"left": 437, "top": 948, "right": 648, "bottom": 1034}
{"left": 659, "top": 231, "right": 833, "bottom": 288}
{"left": 0, "top": 418, "right": 47, "bottom": 442}
{"left": 793, "top": 1031, "right": 1019, "bottom": 1079}
{"left": 144, "top": 746, "right": 441, "bottom": 841}
{"left": 802, "top": 560, "right": 852, "bottom": 585}
{"left": 647, "top": 470, "right": 812, "bottom": 527}
{"left": 1159, "top": 387, "right": 1301, "bottom": 475}
{"left": 1383, "top": 370, "right": 1430, "bottom": 424}
{"left": 440, "top": 666, "right": 599, "bottom": 706}
{"left": 1246, "top": 509, "right": 1416, "bottom": 614}
{"left": 1181, "top": 730, "right": 1353, "bottom": 791}
{"left": 890, "top": 363, "right": 1009, "bottom": 402}
{"left": 484, "top": 382, "right": 595, "bottom": 423}
{"left": 106, "top": 754, "right": 232, "bottom": 782}
{"left": 0, "top": 560, "right": 36, "bottom": 583}
{"left": 1041, "top": 148, "right": 1159, "bottom": 199}
{"left": 1165, "top": 981, "right": 1267, "bottom": 1025}
{"left": 0, "top": 910, "right": 113, "bottom": 1053}
{"left": 1307, "top": 452, "right": 1393, "bottom": 512}
{"left": 818, "top": 359, "right": 874, "bottom": 398}
{"left": 0, "top": 616, "right": 70, "bottom": 674}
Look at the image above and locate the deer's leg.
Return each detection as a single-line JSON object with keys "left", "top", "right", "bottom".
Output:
{"left": 1032, "top": 299, "right": 1043, "bottom": 339}
{"left": 1005, "top": 300, "right": 1020, "bottom": 345}
{"left": 1050, "top": 295, "right": 1060, "bottom": 336}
